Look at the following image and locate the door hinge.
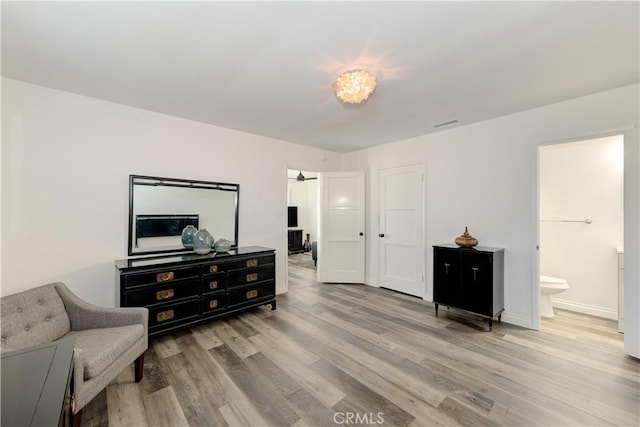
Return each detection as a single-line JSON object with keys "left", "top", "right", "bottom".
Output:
{"left": 422, "top": 274, "right": 425, "bottom": 282}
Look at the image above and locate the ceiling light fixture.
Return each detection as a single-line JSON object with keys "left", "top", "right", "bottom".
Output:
{"left": 333, "top": 69, "right": 377, "bottom": 104}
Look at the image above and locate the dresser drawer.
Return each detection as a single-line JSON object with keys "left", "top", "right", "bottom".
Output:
{"left": 149, "top": 299, "right": 200, "bottom": 330}
{"left": 228, "top": 265, "right": 274, "bottom": 287}
{"left": 202, "top": 273, "right": 227, "bottom": 294}
{"left": 228, "top": 254, "right": 274, "bottom": 271}
{"left": 202, "top": 293, "right": 226, "bottom": 315}
{"left": 125, "top": 279, "right": 200, "bottom": 307}
{"left": 122, "top": 265, "right": 200, "bottom": 288}
{"left": 200, "top": 262, "right": 226, "bottom": 275}
{"left": 227, "top": 281, "right": 275, "bottom": 308}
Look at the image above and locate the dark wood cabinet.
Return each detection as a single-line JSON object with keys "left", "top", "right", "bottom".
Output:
{"left": 1, "top": 339, "right": 75, "bottom": 427}
{"left": 288, "top": 229, "right": 303, "bottom": 254}
{"left": 116, "top": 246, "right": 276, "bottom": 337}
{"left": 433, "top": 244, "right": 504, "bottom": 329}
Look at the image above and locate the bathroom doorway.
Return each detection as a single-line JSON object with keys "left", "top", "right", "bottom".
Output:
{"left": 538, "top": 135, "right": 624, "bottom": 330}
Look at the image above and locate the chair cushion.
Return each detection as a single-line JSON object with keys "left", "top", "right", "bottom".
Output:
{"left": 1, "top": 285, "right": 71, "bottom": 353}
{"left": 66, "top": 324, "right": 144, "bottom": 380}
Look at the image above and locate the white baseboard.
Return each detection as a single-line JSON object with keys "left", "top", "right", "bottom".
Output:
{"left": 364, "top": 281, "right": 380, "bottom": 288}
{"left": 552, "top": 298, "right": 617, "bottom": 320}
{"left": 501, "top": 312, "right": 536, "bottom": 330}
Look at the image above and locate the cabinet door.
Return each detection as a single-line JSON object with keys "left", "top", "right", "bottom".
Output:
{"left": 287, "top": 230, "right": 295, "bottom": 250}
{"left": 433, "top": 248, "right": 460, "bottom": 306}
{"left": 460, "top": 251, "right": 493, "bottom": 316}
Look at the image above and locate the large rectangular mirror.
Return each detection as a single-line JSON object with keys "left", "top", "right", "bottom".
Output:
{"left": 128, "top": 175, "right": 239, "bottom": 256}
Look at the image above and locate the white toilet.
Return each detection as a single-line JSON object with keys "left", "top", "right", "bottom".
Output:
{"left": 540, "top": 275, "right": 569, "bottom": 318}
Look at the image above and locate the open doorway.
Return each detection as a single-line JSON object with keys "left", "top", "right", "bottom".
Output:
{"left": 286, "top": 169, "right": 319, "bottom": 292}
{"left": 538, "top": 134, "right": 624, "bottom": 334}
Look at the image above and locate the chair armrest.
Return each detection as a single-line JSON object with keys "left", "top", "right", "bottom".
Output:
{"left": 55, "top": 283, "right": 148, "bottom": 335}
{"left": 72, "top": 348, "right": 86, "bottom": 400}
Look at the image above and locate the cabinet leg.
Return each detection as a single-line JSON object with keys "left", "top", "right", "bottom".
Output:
{"left": 434, "top": 303, "right": 439, "bottom": 317}
{"left": 498, "top": 313, "right": 502, "bottom": 323}
{"left": 271, "top": 300, "right": 277, "bottom": 311}
{"left": 488, "top": 318, "right": 493, "bottom": 331}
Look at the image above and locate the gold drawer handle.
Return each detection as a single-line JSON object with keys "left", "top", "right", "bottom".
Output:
{"left": 209, "top": 300, "right": 218, "bottom": 309}
{"left": 246, "top": 273, "right": 258, "bottom": 282}
{"left": 157, "top": 271, "right": 174, "bottom": 282}
{"left": 209, "top": 281, "right": 218, "bottom": 290}
{"left": 209, "top": 265, "right": 218, "bottom": 273}
{"left": 156, "top": 289, "right": 175, "bottom": 300}
{"left": 157, "top": 310, "right": 174, "bottom": 322}
{"left": 246, "top": 289, "right": 258, "bottom": 299}
{"left": 246, "top": 259, "right": 258, "bottom": 267}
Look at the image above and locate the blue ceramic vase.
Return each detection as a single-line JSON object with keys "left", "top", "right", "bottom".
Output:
{"left": 214, "top": 238, "right": 231, "bottom": 252}
{"left": 181, "top": 225, "right": 198, "bottom": 248}
{"left": 193, "top": 229, "right": 214, "bottom": 255}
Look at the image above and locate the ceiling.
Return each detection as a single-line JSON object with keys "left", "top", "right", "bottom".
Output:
{"left": 2, "top": 2, "right": 638, "bottom": 153}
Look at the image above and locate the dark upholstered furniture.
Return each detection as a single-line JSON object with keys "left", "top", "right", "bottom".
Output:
{"left": 312, "top": 241, "right": 318, "bottom": 266}
{"left": 0, "top": 282, "right": 148, "bottom": 426}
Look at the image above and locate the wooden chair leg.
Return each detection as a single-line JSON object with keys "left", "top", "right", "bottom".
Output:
{"left": 72, "top": 410, "right": 82, "bottom": 427}
{"left": 134, "top": 353, "right": 145, "bottom": 383}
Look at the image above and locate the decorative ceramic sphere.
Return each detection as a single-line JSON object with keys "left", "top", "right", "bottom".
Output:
{"left": 193, "top": 229, "right": 214, "bottom": 255}
{"left": 214, "top": 238, "right": 232, "bottom": 253}
{"left": 455, "top": 226, "right": 478, "bottom": 248}
{"left": 181, "top": 225, "right": 198, "bottom": 248}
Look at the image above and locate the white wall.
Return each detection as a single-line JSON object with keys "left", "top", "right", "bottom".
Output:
{"left": 2, "top": 78, "right": 639, "bottom": 359}
{"left": 540, "top": 136, "right": 624, "bottom": 319}
{"left": 1, "top": 78, "right": 341, "bottom": 304}
{"left": 341, "top": 84, "right": 640, "bottom": 358}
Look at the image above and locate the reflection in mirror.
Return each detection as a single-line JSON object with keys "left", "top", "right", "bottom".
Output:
{"left": 128, "top": 175, "right": 239, "bottom": 256}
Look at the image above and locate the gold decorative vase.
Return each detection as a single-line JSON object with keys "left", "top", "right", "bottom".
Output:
{"left": 455, "top": 227, "right": 478, "bottom": 248}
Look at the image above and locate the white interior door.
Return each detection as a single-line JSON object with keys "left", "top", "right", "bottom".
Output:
{"left": 379, "top": 164, "right": 425, "bottom": 297}
{"left": 317, "top": 172, "right": 365, "bottom": 283}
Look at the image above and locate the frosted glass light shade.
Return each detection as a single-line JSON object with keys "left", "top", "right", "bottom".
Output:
{"left": 333, "top": 69, "right": 377, "bottom": 104}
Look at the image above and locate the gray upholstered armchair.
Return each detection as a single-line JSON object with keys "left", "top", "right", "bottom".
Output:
{"left": 1, "top": 282, "right": 148, "bottom": 426}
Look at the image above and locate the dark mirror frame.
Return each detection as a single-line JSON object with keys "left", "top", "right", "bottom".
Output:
{"left": 127, "top": 174, "right": 240, "bottom": 256}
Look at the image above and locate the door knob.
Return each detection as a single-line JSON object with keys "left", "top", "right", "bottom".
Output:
{"left": 379, "top": 233, "right": 385, "bottom": 237}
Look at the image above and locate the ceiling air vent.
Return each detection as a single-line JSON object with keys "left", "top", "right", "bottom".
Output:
{"left": 433, "top": 119, "right": 459, "bottom": 128}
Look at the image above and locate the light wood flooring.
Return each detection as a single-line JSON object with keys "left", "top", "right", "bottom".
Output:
{"left": 81, "top": 253, "right": 639, "bottom": 426}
